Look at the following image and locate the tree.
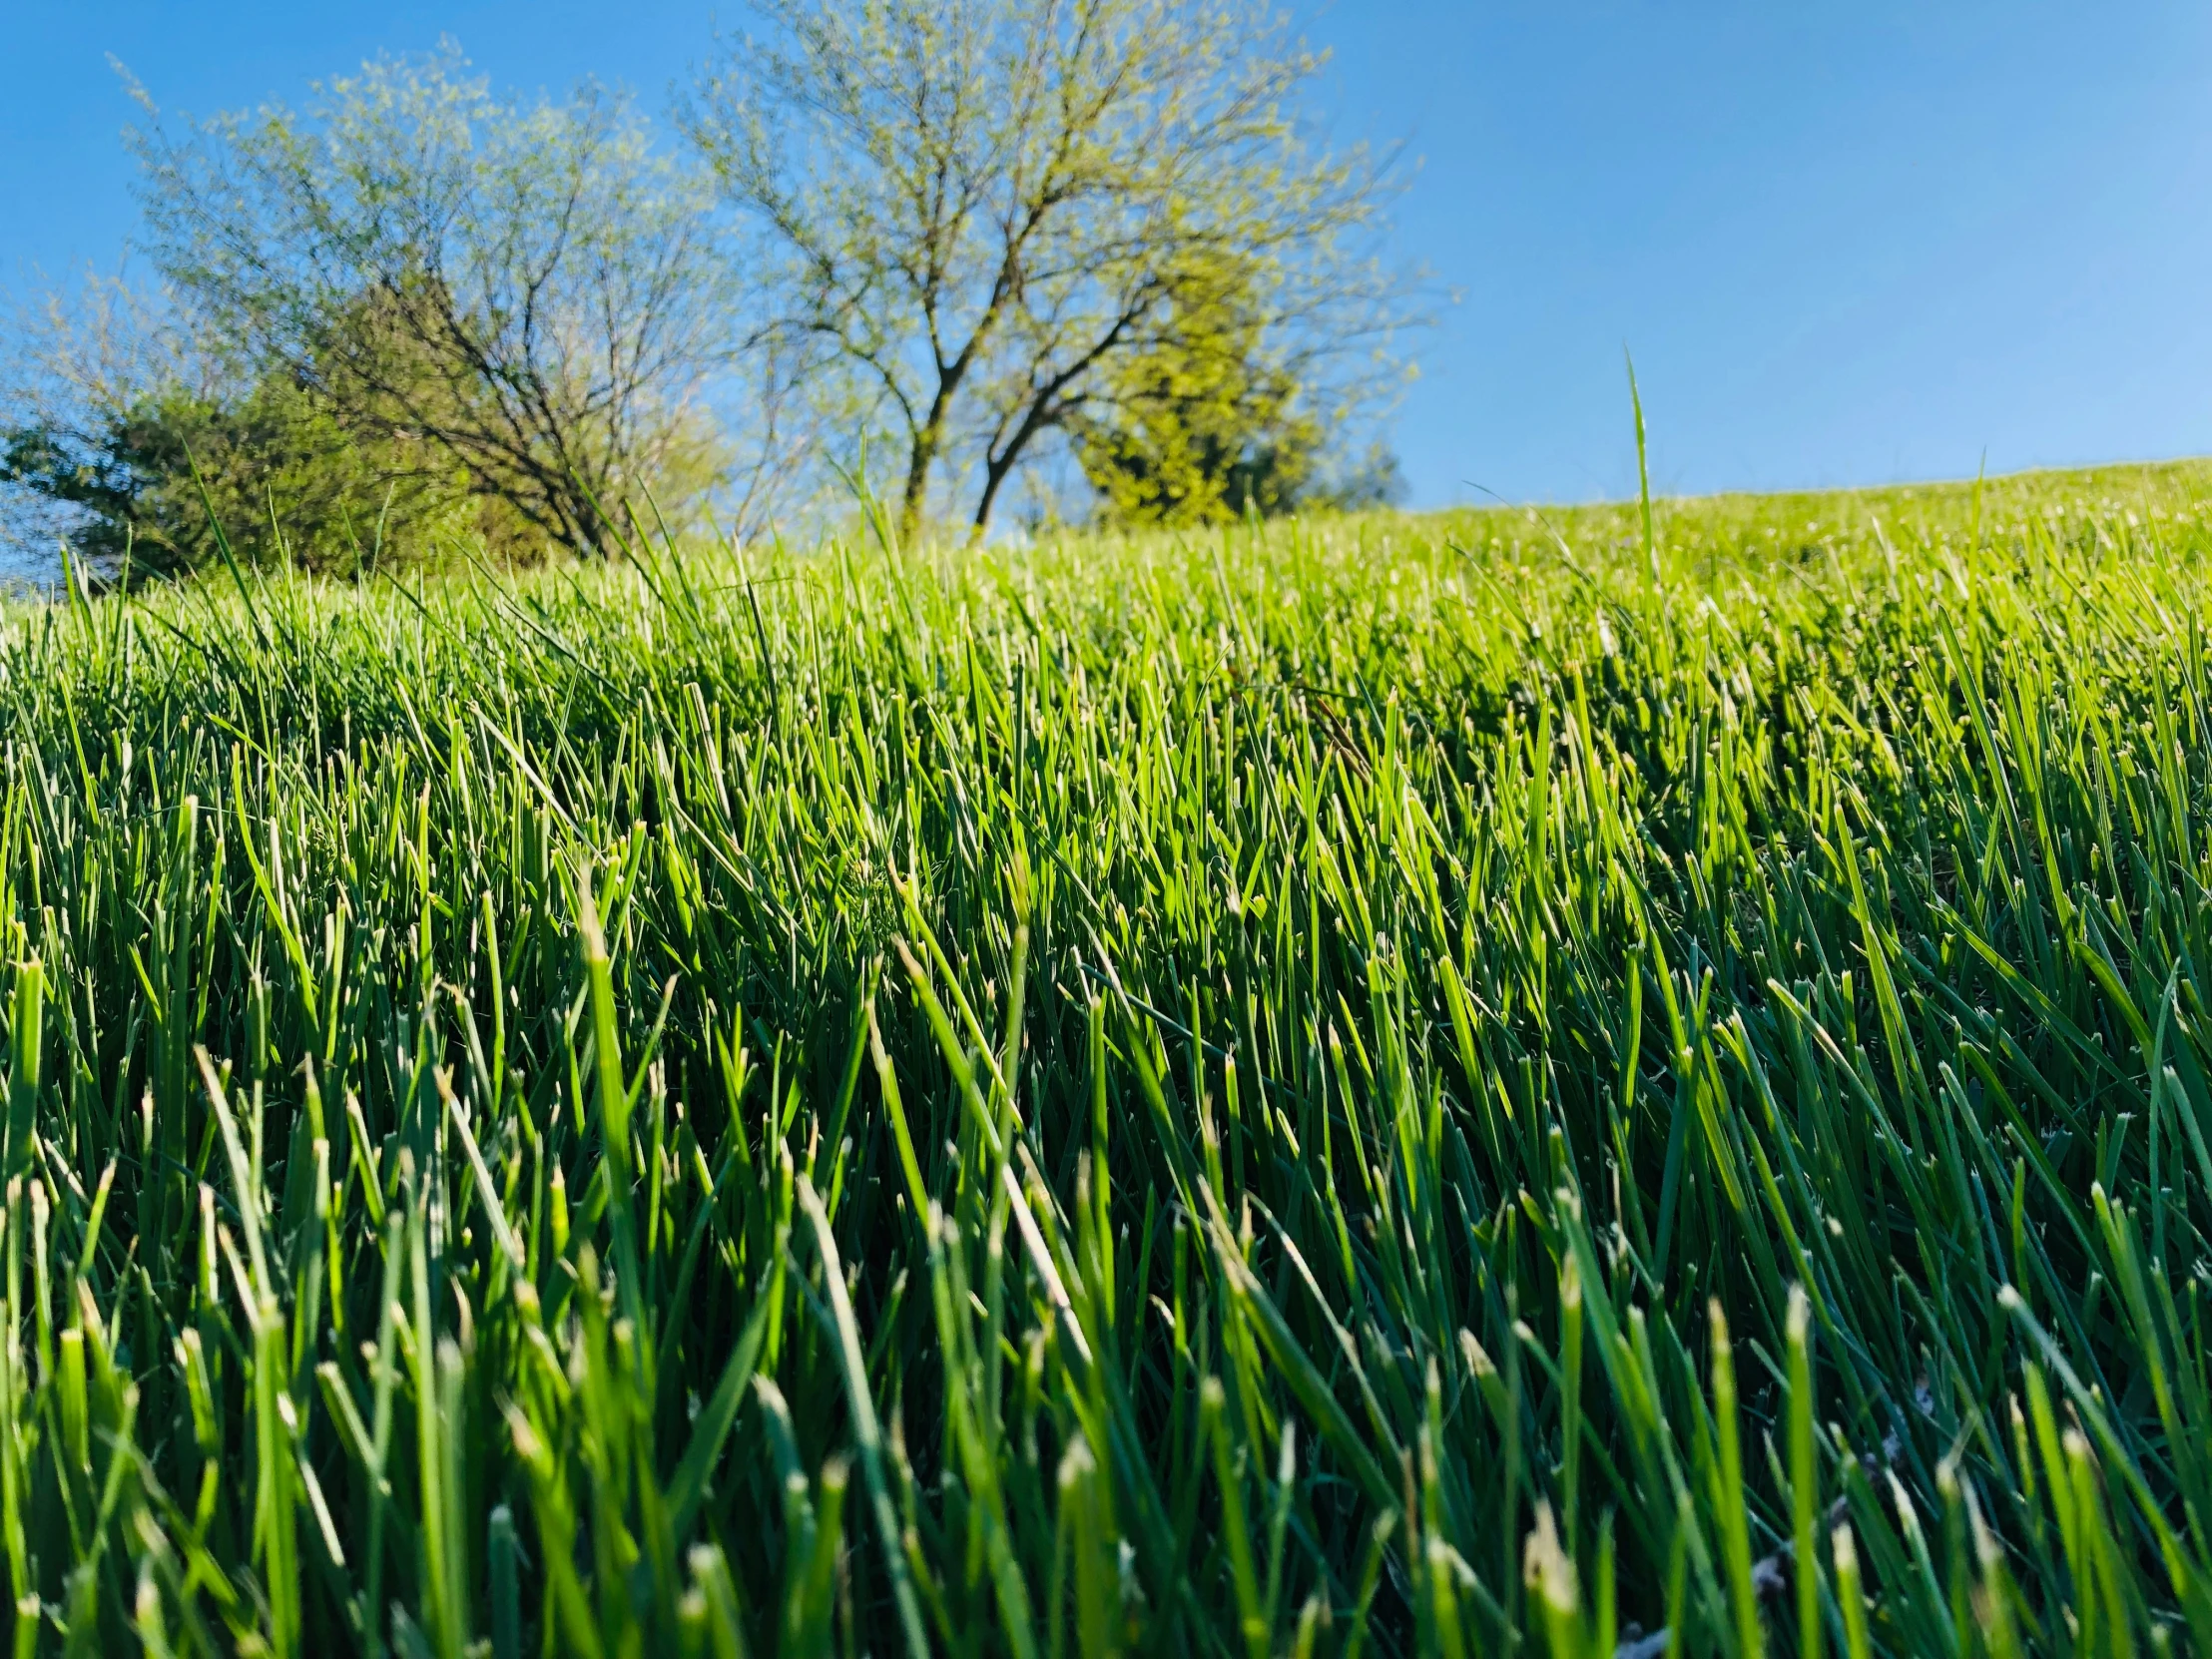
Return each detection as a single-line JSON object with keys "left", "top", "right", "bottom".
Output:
{"left": 683, "top": 0, "right": 1415, "bottom": 542}
{"left": 1, "top": 274, "right": 519, "bottom": 578}
{"left": 1065, "top": 253, "right": 1403, "bottom": 526}
{"left": 1069, "top": 365, "right": 1323, "bottom": 527}
{"left": 3, "top": 378, "right": 439, "bottom": 579}
{"left": 126, "top": 45, "right": 739, "bottom": 557}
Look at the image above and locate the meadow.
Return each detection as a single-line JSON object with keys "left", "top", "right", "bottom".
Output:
{"left": 0, "top": 458, "right": 2209, "bottom": 1656}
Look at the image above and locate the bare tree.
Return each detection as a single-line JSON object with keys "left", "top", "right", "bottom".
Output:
{"left": 128, "top": 45, "right": 741, "bottom": 555}
{"left": 683, "top": 0, "right": 1415, "bottom": 541}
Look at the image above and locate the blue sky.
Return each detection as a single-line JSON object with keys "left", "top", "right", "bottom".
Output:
{"left": 5, "top": 2, "right": 2211, "bottom": 508}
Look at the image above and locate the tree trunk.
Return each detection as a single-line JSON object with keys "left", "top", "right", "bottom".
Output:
{"left": 973, "top": 390, "right": 1064, "bottom": 536}
{"left": 899, "top": 430, "right": 937, "bottom": 545}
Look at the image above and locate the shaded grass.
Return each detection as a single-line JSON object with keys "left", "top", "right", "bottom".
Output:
{"left": 0, "top": 459, "right": 2209, "bottom": 1654}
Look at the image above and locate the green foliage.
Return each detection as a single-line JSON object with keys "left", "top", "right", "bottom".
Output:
{"left": 1073, "top": 385, "right": 1325, "bottom": 526}
{"left": 0, "top": 460, "right": 2204, "bottom": 1654}
{"left": 1071, "top": 295, "right": 1323, "bottom": 524}
{"left": 1070, "top": 259, "right": 1405, "bottom": 527}
{"left": 1, "top": 372, "right": 482, "bottom": 578}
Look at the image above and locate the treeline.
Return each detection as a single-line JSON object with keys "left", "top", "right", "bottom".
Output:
{"left": 1, "top": 0, "right": 1420, "bottom": 579}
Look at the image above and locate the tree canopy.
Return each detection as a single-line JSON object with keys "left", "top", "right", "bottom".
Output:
{"left": 2, "top": 9, "right": 1423, "bottom": 576}
{"left": 684, "top": 0, "right": 1415, "bottom": 540}
{"left": 12, "top": 48, "right": 742, "bottom": 571}
{"left": 1, "top": 275, "right": 533, "bottom": 577}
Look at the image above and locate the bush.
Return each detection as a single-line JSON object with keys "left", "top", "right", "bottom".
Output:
{"left": 3, "top": 374, "right": 496, "bottom": 579}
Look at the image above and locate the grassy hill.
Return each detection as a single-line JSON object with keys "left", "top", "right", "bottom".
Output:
{"left": 2, "top": 458, "right": 2211, "bottom": 1655}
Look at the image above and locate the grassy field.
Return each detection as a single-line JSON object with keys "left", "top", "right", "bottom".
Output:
{"left": 1, "top": 457, "right": 2210, "bottom": 1656}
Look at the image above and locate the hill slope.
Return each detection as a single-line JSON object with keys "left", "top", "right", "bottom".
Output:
{"left": 2, "top": 460, "right": 2210, "bottom": 1655}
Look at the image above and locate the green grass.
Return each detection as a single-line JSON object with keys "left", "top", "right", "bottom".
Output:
{"left": 2, "top": 456, "right": 2211, "bottom": 1656}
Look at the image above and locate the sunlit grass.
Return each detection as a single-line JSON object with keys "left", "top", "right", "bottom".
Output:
{"left": 2, "top": 458, "right": 2211, "bottom": 1655}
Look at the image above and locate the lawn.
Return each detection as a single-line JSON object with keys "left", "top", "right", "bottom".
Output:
{"left": 4, "top": 458, "right": 2211, "bottom": 1656}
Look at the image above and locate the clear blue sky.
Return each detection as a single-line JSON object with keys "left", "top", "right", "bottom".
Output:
{"left": 5, "top": 2, "right": 2211, "bottom": 508}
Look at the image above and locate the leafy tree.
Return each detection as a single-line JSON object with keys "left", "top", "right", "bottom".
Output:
{"left": 126, "top": 45, "right": 739, "bottom": 557}
{"left": 684, "top": 0, "right": 1416, "bottom": 541}
{"left": 1067, "top": 254, "right": 1382, "bottom": 526}
{"left": 7, "top": 383, "right": 421, "bottom": 579}
{"left": 2, "top": 273, "right": 546, "bottom": 579}
{"left": 1071, "top": 386, "right": 1319, "bottom": 527}
{"left": 2, "top": 276, "right": 515, "bottom": 578}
